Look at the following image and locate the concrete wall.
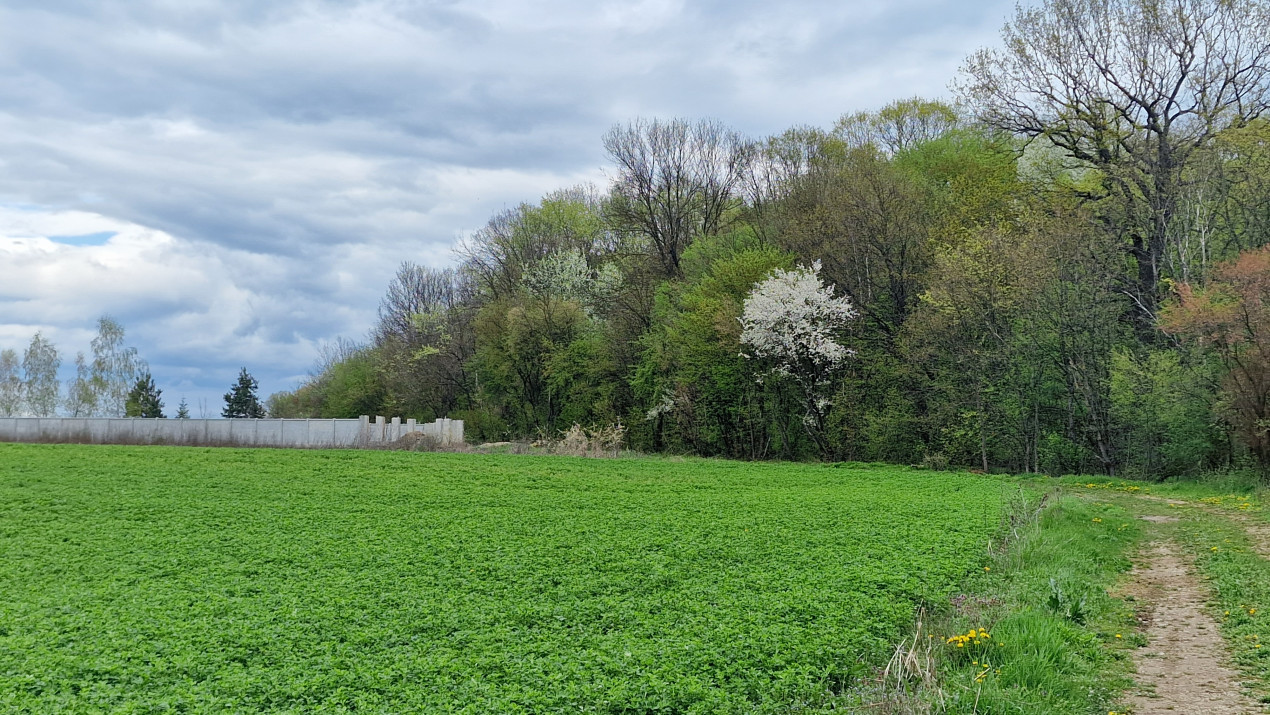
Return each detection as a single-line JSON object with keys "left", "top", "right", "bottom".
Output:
{"left": 0, "top": 415, "right": 463, "bottom": 449}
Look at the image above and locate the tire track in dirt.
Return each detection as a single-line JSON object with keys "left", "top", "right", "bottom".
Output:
{"left": 1124, "top": 538, "right": 1260, "bottom": 714}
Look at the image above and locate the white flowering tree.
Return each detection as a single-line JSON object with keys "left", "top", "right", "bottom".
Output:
{"left": 524, "top": 248, "right": 622, "bottom": 317}
{"left": 740, "top": 261, "right": 857, "bottom": 455}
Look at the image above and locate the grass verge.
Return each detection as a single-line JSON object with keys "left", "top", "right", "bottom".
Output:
{"left": 1169, "top": 502, "right": 1270, "bottom": 705}
{"left": 1056, "top": 470, "right": 1266, "bottom": 502}
{"left": 854, "top": 488, "right": 1144, "bottom": 713}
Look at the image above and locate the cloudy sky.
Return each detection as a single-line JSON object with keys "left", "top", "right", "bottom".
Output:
{"left": 0, "top": 0, "right": 1015, "bottom": 415}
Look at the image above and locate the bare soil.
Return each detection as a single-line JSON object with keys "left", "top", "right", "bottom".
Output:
{"left": 1124, "top": 540, "right": 1260, "bottom": 713}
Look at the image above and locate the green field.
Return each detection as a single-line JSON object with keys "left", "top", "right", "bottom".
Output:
{"left": 0, "top": 444, "right": 1006, "bottom": 712}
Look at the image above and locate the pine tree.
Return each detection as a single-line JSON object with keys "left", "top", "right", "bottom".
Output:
{"left": 222, "top": 368, "right": 265, "bottom": 418}
{"left": 175, "top": 396, "right": 190, "bottom": 419}
{"left": 124, "top": 372, "right": 165, "bottom": 418}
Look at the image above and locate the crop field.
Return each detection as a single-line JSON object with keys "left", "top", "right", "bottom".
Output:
{"left": 0, "top": 444, "right": 1006, "bottom": 713}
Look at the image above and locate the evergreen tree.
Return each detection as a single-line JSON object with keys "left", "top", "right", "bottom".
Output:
{"left": 223, "top": 368, "right": 265, "bottom": 418}
{"left": 124, "top": 372, "right": 165, "bottom": 418}
{"left": 175, "top": 396, "right": 190, "bottom": 419}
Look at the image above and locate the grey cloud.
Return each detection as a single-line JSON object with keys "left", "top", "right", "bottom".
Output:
{"left": 0, "top": 0, "right": 1016, "bottom": 411}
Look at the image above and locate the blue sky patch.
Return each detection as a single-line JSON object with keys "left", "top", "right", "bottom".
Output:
{"left": 47, "top": 231, "right": 116, "bottom": 246}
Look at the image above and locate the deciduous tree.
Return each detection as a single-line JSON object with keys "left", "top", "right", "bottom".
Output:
{"left": 90, "top": 316, "right": 146, "bottom": 416}
{"left": 604, "top": 118, "right": 753, "bottom": 277}
{"left": 960, "top": 0, "right": 1270, "bottom": 322}
{"left": 0, "top": 349, "right": 21, "bottom": 417}
{"left": 634, "top": 234, "right": 792, "bottom": 458}
{"left": 740, "top": 261, "right": 857, "bottom": 456}
{"left": 834, "top": 97, "right": 961, "bottom": 155}
{"left": 64, "top": 352, "right": 97, "bottom": 417}
{"left": 22, "top": 332, "right": 60, "bottom": 417}
{"left": 1162, "top": 245, "right": 1270, "bottom": 465}
{"left": 775, "top": 149, "right": 933, "bottom": 350}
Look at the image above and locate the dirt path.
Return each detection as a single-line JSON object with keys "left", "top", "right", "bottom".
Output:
{"left": 1124, "top": 539, "right": 1260, "bottom": 713}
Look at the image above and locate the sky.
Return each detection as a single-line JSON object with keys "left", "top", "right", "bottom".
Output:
{"left": 0, "top": 0, "right": 1016, "bottom": 416}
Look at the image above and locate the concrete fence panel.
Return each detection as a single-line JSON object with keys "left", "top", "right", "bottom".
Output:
{"left": 0, "top": 415, "right": 463, "bottom": 449}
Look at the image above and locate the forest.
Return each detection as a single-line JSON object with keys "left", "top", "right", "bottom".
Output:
{"left": 267, "top": 0, "right": 1270, "bottom": 478}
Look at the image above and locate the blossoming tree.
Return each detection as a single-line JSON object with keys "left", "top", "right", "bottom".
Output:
{"left": 740, "top": 261, "right": 857, "bottom": 455}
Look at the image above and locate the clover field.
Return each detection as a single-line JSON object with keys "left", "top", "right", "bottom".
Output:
{"left": 0, "top": 444, "right": 1006, "bottom": 713}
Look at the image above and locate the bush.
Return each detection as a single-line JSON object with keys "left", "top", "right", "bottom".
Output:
{"left": 550, "top": 422, "right": 627, "bottom": 457}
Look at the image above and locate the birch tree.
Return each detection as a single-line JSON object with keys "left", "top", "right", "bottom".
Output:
{"left": 22, "top": 332, "right": 61, "bottom": 417}
{"left": 90, "top": 316, "right": 145, "bottom": 417}
{"left": 0, "top": 349, "right": 21, "bottom": 416}
{"left": 64, "top": 352, "right": 97, "bottom": 417}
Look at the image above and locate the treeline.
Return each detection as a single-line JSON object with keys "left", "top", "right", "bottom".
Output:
{"left": 0, "top": 318, "right": 269, "bottom": 420}
{"left": 0, "top": 316, "right": 160, "bottom": 418}
{"left": 269, "top": 0, "right": 1270, "bottom": 478}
